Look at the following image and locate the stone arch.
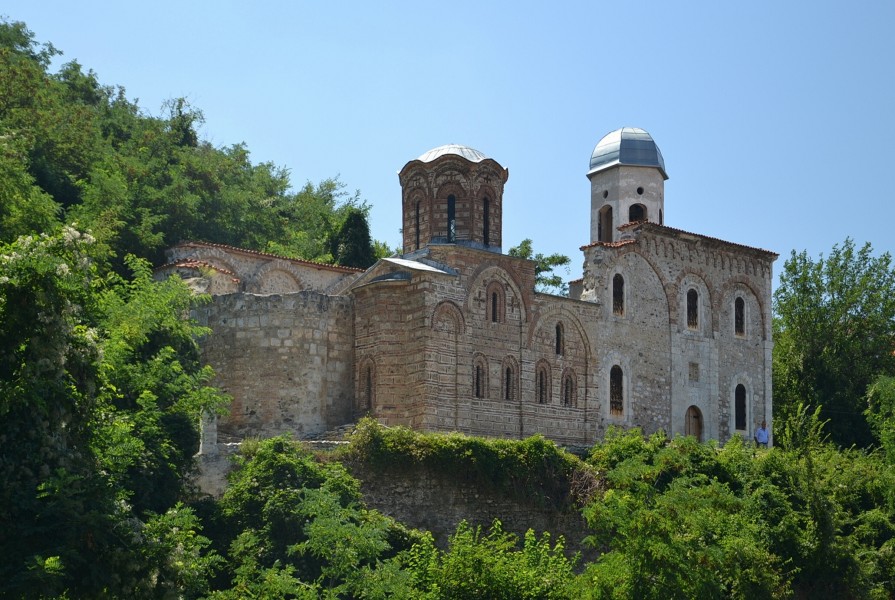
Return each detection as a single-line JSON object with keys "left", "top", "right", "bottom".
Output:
{"left": 672, "top": 269, "right": 714, "bottom": 335}
{"left": 525, "top": 306, "right": 590, "bottom": 361}
{"left": 467, "top": 265, "right": 529, "bottom": 324}
{"left": 250, "top": 264, "right": 304, "bottom": 294}
{"left": 610, "top": 243, "right": 673, "bottom": 324}
{"left": 431, "top": 300, "right": 466, "bottom": 335}
{"left": 715, "top": 276, "right": 769, "bottom": 340}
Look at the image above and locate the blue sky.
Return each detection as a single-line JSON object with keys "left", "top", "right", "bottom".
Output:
{"left": 5, "top": 1, "right": 894, "bottom": 290}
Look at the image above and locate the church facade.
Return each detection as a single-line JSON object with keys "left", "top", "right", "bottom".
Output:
{"left": 161, "top": 128, "right": 776, "bottom": 449}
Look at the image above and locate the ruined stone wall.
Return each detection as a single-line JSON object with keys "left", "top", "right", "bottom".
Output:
{"left": 346, "top": 461, "right": 595, "bottom": 560}
{"left": 198, "top": 291, "right": 355, "bottom": 441}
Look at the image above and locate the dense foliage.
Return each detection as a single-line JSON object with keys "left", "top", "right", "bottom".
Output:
{"left": 508, "top": 238, "right": 571, "bottom": 296}
{"left": 0, "top": 20, "right": 391, "bottom": 270}
{"left": 4, "top": 18, "right": 895, "bottom": 599}
{"left": 773, "top": 239, "right": 895, "bottom": 448}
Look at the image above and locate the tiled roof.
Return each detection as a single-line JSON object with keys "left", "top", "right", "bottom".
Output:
{"left": 170, "top": 241, "right": 366, "bottom": 273}
{"left": 579, "top": 239, "right": 637, "bottom": 250}
{"left": 155, "top": 259, "right": 240, "bottom": 283}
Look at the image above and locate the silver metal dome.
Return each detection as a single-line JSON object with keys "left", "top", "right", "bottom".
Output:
{"left": 417, "top": 144, "right": 488, "bottom": 163}
{"left": 588, "top": 127, "right": 667, "bottom": 179}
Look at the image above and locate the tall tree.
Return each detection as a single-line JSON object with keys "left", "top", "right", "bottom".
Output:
{"left": 773, "top": 239, "right": 895, "bottom": 448}
{"left": 508, "top": 238, "right": 571, "bottom": 295}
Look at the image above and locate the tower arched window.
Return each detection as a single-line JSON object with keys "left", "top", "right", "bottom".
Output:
{"left": 687, "top": 289, "right": 699, "bottom": 330}
{"left": 610, "top": 365, "right": 623, "bottom": 415}
{"left": 598, "top": 205, "right": 613, "bottom": 242}
{"left": 483, "top": 197, "right": 490, "bottom": 247}
{"left": 447, "top": 194, "right": 456, "bottom": 242}
{"left": 415, "top": 200, "right": 421, "bottom": 250}
{"left": 629, "top": 203, "right": 646, "bottom": 222}
{"left": 659, "top": 209, "right": 663, "bottom": 225}
{"left": 555, "top": 322, "right": 564, "bottom": 355}
{"left": 735, "top": 297, "right": 745, "bottom": 336}
{"left": 613, "top": 274, "right": 625, "bottom": 316}
{"left": 735, "top": 384, "right": 747, "bottom": 431}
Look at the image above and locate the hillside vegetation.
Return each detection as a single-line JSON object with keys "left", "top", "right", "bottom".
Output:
{"left": 2, "top": 20, "right": 895, "bottom": 599}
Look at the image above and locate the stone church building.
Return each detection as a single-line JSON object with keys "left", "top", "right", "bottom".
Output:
{"left": 160, "top": 128, "right": 776, "bottom": 449}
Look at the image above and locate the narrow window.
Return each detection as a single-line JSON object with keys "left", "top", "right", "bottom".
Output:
{"left": 447, "top": 194, "right": 456, "bottom": 242}
{"left": 610, "top": 366, "right": 623, "bottom": 415}
{"left": 613, "top": 274, "right": 625, "bottom": 316}
{"left": 555, "top": 322, "right": 564, "bottom": 355}
{"left": 491, "top": 292, "right": 499, "bottom": 323}
{"left": 537, "top": 368, "right": 547, "bottom": 404}
{"left": 475, "top": 365, "right": 482, "bottom": 398}
{"left": 687, "top": 289, "right": 699, "bottom": 330}
{"left": 365, "top": 366, "right": 373, "bottom": 410}
{"left": 659, "top": 209, "right": 663, "bottom": 225}
{"left": 415, "top": 201, "right": 421, "bottom": 250}
{"left": 735, "top": 297, "right": 745, "bottom": 336}
{"left": 562, "top": 373, "right": 575, "bottom": 407}
{"left": 629, "top": 203, "right": 645, "bottom": 222}
{"left": 504, "top": 366, "right": 514, "bottom": 401}
{"left": 735, "top": 384, "right": 746, "bottom": 430}
{"left": 598, "top": 205, "right": 613, "bottom": 242}
{"left": 483, "top": 197, "right": 490, "bottom": 246}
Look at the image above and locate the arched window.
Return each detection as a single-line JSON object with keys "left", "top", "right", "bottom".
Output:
{"left": 504, "top": 365, "right": 515, "bottom": 401}
{"left": 447, "top": 194, "right": 456, "bottom": 242}
{"left": 629, "top": 203, "right": 646, "bottom": 222}
{"left": 598, "top": 205, "right": 613, "bottom": 242}
{"left": 735, "top": 384, "right": 747, "bottom": 431}
{"left": 473, "top": 356, "right": 488, "bottom": 399}
{"left": 613, "top": 274, "right": 625, "bottom": 316}
{"left": 735, "top": 297, "right": 745, "bottom": 336}
{"left": 562, "top": 370, "right": 576, "bottom": 407}
{"left": 659, "top": 209, "right": 663, "bottom": 225}
{"left": 361, "top": 362, "right": 375, "bottom": 412}
{"left": 555, "top": 322, "right": 564, "bottom": 355}
{"left": 415, "top": 200, "right": 421, "bottom": 250}
{"left": 483, "top": 197, "right": 490, "bottom": 247}
{"left": 610, "top": 365, "right": 623, "bottom": 416}
{"left": 536, "top": 363, "right": 549, "bottom": 404}
{"left": 491, "top": 292, "right": 499, "bottom": 323}
{"left": 687, "top": 289, "right": 699, "bottom": 330}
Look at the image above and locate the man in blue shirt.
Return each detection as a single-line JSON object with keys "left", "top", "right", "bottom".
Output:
{"left": 754, "top": 420, "right": 769, "bottom": 448}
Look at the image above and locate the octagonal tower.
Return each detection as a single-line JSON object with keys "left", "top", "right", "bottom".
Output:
{"left": 398, "top": 144, "right": 509, "bottom": 255}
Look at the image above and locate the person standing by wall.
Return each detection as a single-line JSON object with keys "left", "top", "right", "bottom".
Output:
{"left": 754, "top": 420, "right": 769, "bottom": 448}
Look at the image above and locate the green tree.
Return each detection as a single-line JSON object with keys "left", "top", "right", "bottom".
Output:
{"left": 508, "top": 238, "right": 571, "bottom": 295}
{"left": 773, "top": 239, "right": 895, "bottom": 448}
{"left": 330, "top": 206, "right": 376, "bottom": 269}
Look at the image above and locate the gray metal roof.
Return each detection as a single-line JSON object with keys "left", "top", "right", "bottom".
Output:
{"left": 588, "top": 127, "right": 667, "bottom": 179}
{"left": 417, "top": 144, "right": 488, "bottom": 163}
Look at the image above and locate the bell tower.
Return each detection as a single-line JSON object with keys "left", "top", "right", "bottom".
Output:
{"left": 398, "top": 144, "right": 509, "bottom": 255}
{"left": 587, "top": 128, "right": 668, "bottom": 243}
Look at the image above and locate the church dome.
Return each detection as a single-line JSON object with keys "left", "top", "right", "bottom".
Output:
{"left": 417, "top": 144, "right": 488, "bottom": 163}
{"left": 588, "top": 127, "right": 667, "bottom": 179}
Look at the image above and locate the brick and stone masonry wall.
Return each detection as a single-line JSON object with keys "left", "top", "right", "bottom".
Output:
{"left": 197, "top": 291, "right": 355, "bottom": 442}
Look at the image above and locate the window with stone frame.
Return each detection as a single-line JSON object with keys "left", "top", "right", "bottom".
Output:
{"left": 483, "top": 196, "right": 490, "bottom": 246}
{"left": 536, "top": 363, "right": 550, "bottom": 404}
{"left": 486, "top": 282, "right": 505, "bottom": 323}
{"left": 555, "top": 322, "right": 564, "bottom": 355}
{"left": 735, "top": 297, "right": 745, "bottom": 336}
{"left": 562, "top": 370, "right": 577, "bottom": 407}
{"left": 504, "top": 363, "right": 516, "bottom": 401}
{"left": 629, "top": 203, "right": 646, "bottom": 222}
{"left": 610, "top": 365, "right": 623, "bottom": 416}
{"left": 613, "top": 274, "right": 625, "bottom": 316}
{"left": 735, "top": 384, "right": 747, "bottom": 431}
{"left": 447, "top": 194, "right": 456, "bottom": 242}
{"left": 687, "top": 289, "right": 699, "bottom": 330}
